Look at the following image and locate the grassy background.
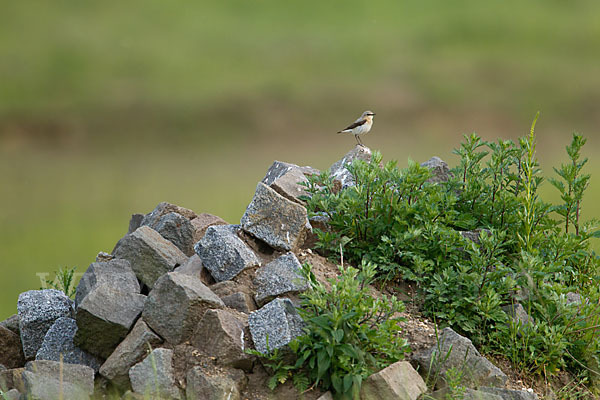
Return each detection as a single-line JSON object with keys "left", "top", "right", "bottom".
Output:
{"left": 1, "top": 0, "right": 600, "bottom": 319}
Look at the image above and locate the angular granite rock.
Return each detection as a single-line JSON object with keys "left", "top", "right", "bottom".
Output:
{"left": 143, "top": 272, "right": 224, "bottom": 344}
{"left": 421, "top": 156, "right": 452, "bottom": 183}
{"left": 261, "top": 161, "right": 313, "bottom": 204}
{"left": 186, "top": 366, "right": 246, "bottom": 400}
{"left": 0, "top": 314, "right": 20, "bottom": 335}
{"left": 127, "top": 214, "right": 144, "bottom": 235}
{"left": 241, "top": 183, "right": 309, "bottom": 251}
{"left": 36, "top": 317, "right": 102, "bottom": 372}
{"left": 112, "top": 225, "right": 188, "bottom": 288}
{"left": 329, "top": 145, "right": 372, "bottom": 189}
{"left": 502, "top": 303, "right": 533, "bottom": 326}
{"left": 99, "top": 319, "right": 163, "bottom": 389}
{"left": 141, "top": 202, "right": 197, "bottom": 226}
{"left": 222, "top": 292, "right": 256, "bottom": 314}
{"left": 195, "top": 225, "right": 260, "bottom": 282}
{"left": 75, "top": 284, "right": 146, "bottom": 359}
{"left": 248, "top": 298, "right": 305, "bottom": 354}
{"left": 360, "top": 361, "right": 427, "bottom": 400}
{"left": 413, "top": 327, "right": 507, "bottom": 389}
{"left": 146, "top": 212, "right": 196, "bottom": 256}
{"left": 480, "top": 387, "right": 539, "bottom": 400}
{"left": 75, "top": 258, "right": 140, "bottom": 307}
{"left": 254, "top": 252, "right": 308, "bottom": 306}
{"left": 24, "top": 360, "right": 94, "bottom": 400}
{"left": 191, "top": 213, "right": 228, "bottom": 243}
{"left": 0, "top": 367, "right": 25, "bottom": 393}
{"left": 192, "top": 309, "right": 251, "bottom": 371}
{"left": 17, "top": 289, "right": 74, "bottom": 360}
{"left": 129, "top": 348, "right": 180, "bottom": 399}
{"left": 0, "top": 326, "right": 24, "bottom": 369}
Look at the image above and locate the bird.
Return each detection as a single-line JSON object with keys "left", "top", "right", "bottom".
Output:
{"left": 337, "top": 110, "right": 376, "bottom": 146}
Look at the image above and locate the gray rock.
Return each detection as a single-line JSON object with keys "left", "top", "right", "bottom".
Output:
{"left": 192, "top": 309, "right": 251, "bottom": 371}
{"left": 75, "top": 259, "right": 140, "bottom": 307}
{"left": 0, "top": 326, "right": 24, "bottom": 369}
{"left": 129, "top": 348, "right": 180, "bottom": 399}
{"left": 195, "top": 225, "right": 260, "bottom": 282}
{"left": 261, "top": 161, "right": 312, "bottom": 204}
{"left": 413, "top": 327, "right": 507, "bottom": 389}
{"left": 1, "top": 388, "right": 20, "bottom": 400}
{"left": 360, "top": 361, "right": 427, "bottom": 400}
{"left": 24, "top": 370, "right": 90, "bottom": 400}
{"left": 566, "top": 292, "right": 582, "bottom": 305}
{"left": 99, "top": 319, "right": 163, "bottom": 390}
{"left": 248, "top": 298, "right": 305, "bottom": 354}
{"left": 141, "top": 202, "right": 197, "bottom": 227}
{"left": 0, "top": 314, "right": 20, "bottom": 335}
{"left": 24, "top": 360, "right": 94, "bottom": 399}
{"left": 128, "top": 213, "right": 144, "bottom": 234}
{"left": 147, "top": 212, "right": 196, "bottom": 256}
{"left": 174, "top": 254, "right": 213, "bottom": 286}
{"left": 75, "top": 284, "right": 146, "bottom": 359}
{"left": 421, "top": 156, "right": 452, "bottom": 183}
{"left": 502, "top": 304, "right": 533, "bottom": 326}
{"left": 112, "top": 225, "right": 188, "bottom": 288}
{"left": 143, "top": 272, "right": 224, "bottom": 344}
{"left": 432, "top": 388, "right": 503, "bottom": 400}
{"left": 241, "top": 183, "right": 309, "bottom": 251}
{"left": 36, "top": 317, "right": 102, "bottom": 372}
{"left": 480, "top": 387, "right": 538, "bottom": 400}
{"left": 186, "top": 366, "right": 246, "bottom": 400}
{"left": 17, "top": 289, "right": 75, "bottom": 360}
{"left": 460, "top": 229, "right": 491, "bottom": 245}
{"left": 0, "top": 367, "right": 25, "bottom": 393}
{"left": 222, "top": 292, "right": 256, "bottom": 314}
{"left": 254, "top": 252, "right": 308, "bottom": 306}
{"left": 190, "top": 213, "right": 228, "bottom": 243}
{"left": 329, "top": 145, "right": 372, "bottom": 189}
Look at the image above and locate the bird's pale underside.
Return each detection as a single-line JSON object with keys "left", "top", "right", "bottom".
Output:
{"left": 337, "top": 110, "right": 375, "bottom": 146}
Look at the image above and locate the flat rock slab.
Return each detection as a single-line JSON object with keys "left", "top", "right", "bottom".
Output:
{"left": 192, "top": 309, "right": 251, "bottom": 371}
{"left": 186, "top": 366, "right": 246, "bottom": 400}
{"left": 112, "top": 225, "right": 188, "bottom": 288}
{"left": 421, "top": 156, "right": 452, "bottom": 183}
{"left": 195, "top": 225, "right": 260, "bottom": 282}
{"left": 75, "top": 284, "right": 146, "bottom": 359}
{"left": 99, "top": 319, "right": 163, "bottom": 390}
{"left": 329, "top": 145, "right": 372, "bottom": 189}
{"left": 24, "top": 360, "right": 94, "bottom": 400}
{"left": 241, "top": 182, "right": 309, "bottom": 251}
{"left": 0, "top": 325, "right": 24, "bottom": 369}
{"left": 248, "top": 298, "right": 305, "bottom": 354}
{"left": 129, "top": 348, "right": 181, "bottom": 399}
{"left": 143, "top": 272, "right": 224, "bottom": 344}
{"left": 17, "top": 289, "right": 75, "bottom": 360}
{"left": 75, "top": 258, "right": 140, "bottom": 307}
{"left": 36, "top": 317, "right": 102, "bottom": 372}
{"left": 360, "top": 361, "right": 427, "bottom": 400}
{"left": 254, "top": 252, "right": 308, "bottom": 306}
{"left": 413, "top": 327, "right": 507, "bottom": 389}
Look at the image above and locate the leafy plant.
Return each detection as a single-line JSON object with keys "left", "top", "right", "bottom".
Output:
{"left": 303, "top": 116, "right": 600, "bottom": 389}
{"left": 43, "top": 266, "right": 77, "bottom": 298}
{"left": 251, "top": 261, "right": 408, "bottom": 399}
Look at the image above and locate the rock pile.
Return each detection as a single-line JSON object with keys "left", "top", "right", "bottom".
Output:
{"left": 0, "top": 146, "right": 539, "bottom": 400}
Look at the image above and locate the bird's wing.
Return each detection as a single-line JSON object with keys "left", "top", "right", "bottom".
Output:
{"left": 338, "top": 118, "right": 367, "bottom": 132}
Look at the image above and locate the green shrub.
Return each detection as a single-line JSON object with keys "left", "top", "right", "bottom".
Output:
{"left": 250, "top": 261, "right": 408, "bottom": 399}
{"left": 303, "top": 121, "right": 600, "bottom": 384}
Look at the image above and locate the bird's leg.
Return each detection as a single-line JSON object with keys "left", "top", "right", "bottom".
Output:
{"left": 356, "top": 135, "right": 364, "bottom": 146}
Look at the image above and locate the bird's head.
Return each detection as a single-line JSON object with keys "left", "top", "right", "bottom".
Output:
{"left": 362, "top": 110, "right": 376, "bottom": 119}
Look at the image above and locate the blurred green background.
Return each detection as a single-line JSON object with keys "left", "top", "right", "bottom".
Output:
{"left": 1, "top": 0, "right": 600, "bottom": 319}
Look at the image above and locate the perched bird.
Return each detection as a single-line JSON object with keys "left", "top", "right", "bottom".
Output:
{"left": 337, "top": 110, "right": 376, "bottom": 146}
